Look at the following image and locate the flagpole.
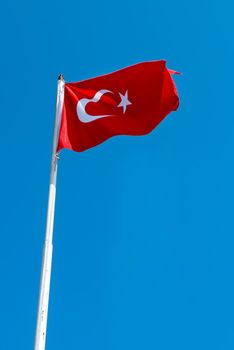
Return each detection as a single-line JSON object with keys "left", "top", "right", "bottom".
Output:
{"left": 34, "top": 74, "right": 65, "bottom": 350}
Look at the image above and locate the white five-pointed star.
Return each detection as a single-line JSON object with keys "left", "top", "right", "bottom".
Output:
{"left": 117, "top": 90, "right": 132, "bottom": 113}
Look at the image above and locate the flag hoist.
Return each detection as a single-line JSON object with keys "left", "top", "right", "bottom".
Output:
{"left": 34, "top": 75, "right": 65, "bottom": 350}
{"left": 33, "top": 60, "right": 180, "bottom": 350}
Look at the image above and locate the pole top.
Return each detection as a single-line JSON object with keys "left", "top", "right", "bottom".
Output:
{"left": 58, "top": 74, "right": 64, "bottom": 81}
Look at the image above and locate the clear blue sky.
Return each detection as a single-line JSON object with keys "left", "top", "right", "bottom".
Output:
{"left": 1, "top": 1, "right": 234, "bottom": 349}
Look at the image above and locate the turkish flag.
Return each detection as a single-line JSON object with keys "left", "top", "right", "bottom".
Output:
{"left": 57, "top": 60, "right": 180, "bottom": 152}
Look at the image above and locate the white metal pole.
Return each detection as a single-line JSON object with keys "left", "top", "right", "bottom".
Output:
{"left": 34, "top": 75, "right": 65, "bottom": 350}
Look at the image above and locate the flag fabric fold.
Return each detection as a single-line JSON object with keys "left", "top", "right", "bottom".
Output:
{"left": 57, "top": 60, "right": 180, "bottom": 152}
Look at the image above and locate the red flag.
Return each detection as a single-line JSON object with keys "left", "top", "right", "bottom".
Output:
{"left": 57, "top": 60, "right": 180, "bottom": 152}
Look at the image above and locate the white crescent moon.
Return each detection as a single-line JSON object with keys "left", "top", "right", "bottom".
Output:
{"left": 77, "top": 89, "right": 113, "bottom": 123}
